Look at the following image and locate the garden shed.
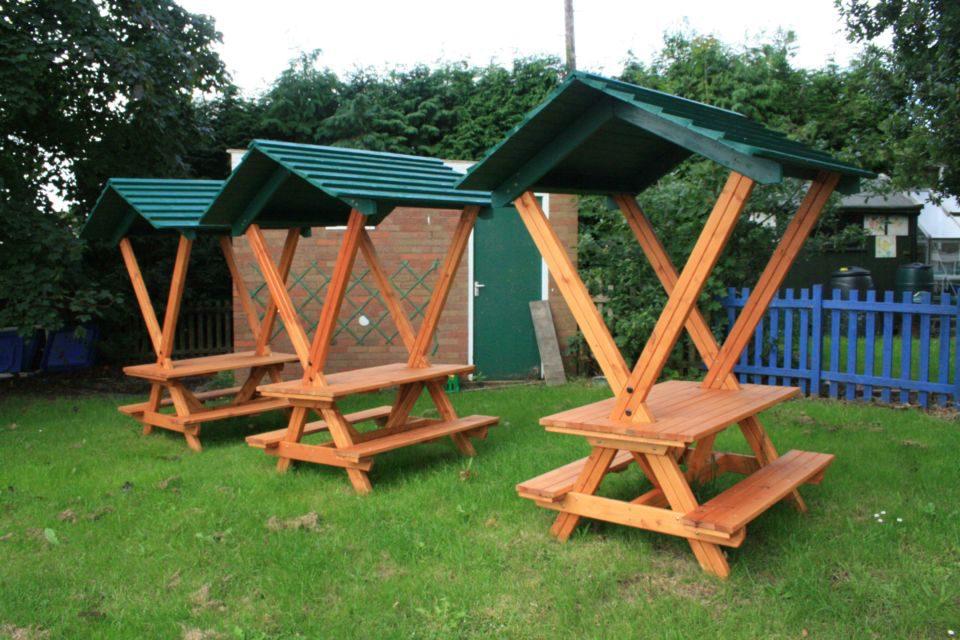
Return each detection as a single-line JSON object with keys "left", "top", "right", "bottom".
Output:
{"left": 214, "top": 140, "right": 579, "bottom": 380}
{"left": 784, "top": 182, "right": 923, "bottom": 292}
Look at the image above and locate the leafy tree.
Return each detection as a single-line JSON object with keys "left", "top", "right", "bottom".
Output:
{"left": 838, "top": 0, "right": 960, "bottom": 197}
{"left": 0, "top": 0, "right": 227, "bottom": 331}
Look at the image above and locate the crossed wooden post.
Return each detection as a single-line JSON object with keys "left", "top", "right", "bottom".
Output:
{"left": 515, "top": 171, "right": 840, "bottom": 577}
{"left": 116, "top": 232, "right": 300, "bottom": 451}
{"left": 244, "top": 208, "right": 497, "bottom": 494}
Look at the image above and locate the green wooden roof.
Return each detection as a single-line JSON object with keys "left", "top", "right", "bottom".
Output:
{"left": 458, "top": 71, "right": 876, "bottom": 206}
{"left": 201, "top": 140, "right": 493, "bottom": 234}
{"left": 80, "top": 179, "right": 226, "bottom": 246}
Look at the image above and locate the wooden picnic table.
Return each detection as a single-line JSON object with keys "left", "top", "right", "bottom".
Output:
{"left": 243, "top": 211, "right": 497, "bottom": 493}
{"left": 82, "top": 179, "right": 300, "bottom": 451}
{"left": 455, "top": 72, "right": 875, "bottom": 577}
{"left": 198, "top": 141, "right": 500, "bottom": 492}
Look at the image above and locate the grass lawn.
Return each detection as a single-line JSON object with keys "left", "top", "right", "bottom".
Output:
{"left": 1, "top": 382, "right": 958, "bottom": 639}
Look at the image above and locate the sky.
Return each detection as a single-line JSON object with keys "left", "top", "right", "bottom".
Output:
{"left": 177, "top": 0, "right": 867, "bottom": 96}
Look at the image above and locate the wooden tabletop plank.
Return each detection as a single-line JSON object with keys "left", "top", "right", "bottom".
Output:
{"left": 124, "top": 351, "right": 298, "bottom": 380}
{"left": 257, "top": 362, "right": 475, "bottom": 401}
{"left": 540, "top": 381, "right": 799, "bottom": 443}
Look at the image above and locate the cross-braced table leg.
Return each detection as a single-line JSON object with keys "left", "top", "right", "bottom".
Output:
{"left": 643, "top": 450, "right": 731, "bottom": 578}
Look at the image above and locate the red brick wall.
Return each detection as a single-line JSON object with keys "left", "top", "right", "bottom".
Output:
{"left": 231, "top": 195, "right": 579, "bottom": 378}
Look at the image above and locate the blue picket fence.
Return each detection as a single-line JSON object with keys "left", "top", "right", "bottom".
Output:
{"left": 718, "top": 285, "right": 960, "bottom": 408}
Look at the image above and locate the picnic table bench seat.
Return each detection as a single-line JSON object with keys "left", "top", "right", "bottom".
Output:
{"left": 119, "top": 385, "right": 243, "bottom": 416}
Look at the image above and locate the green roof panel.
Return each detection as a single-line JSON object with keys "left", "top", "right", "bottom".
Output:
{"left": 458, "top": 72, "right": 876, "bottom": 204}
{"left": 201, "top": 140, "right": 493, "bottom": 234}
{"left": 80, "top": 179, "right": 226, "bottom": 246}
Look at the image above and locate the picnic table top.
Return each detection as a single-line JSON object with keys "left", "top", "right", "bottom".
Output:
{"left": 257, "top": 362, "right": 474, "bottom": 402}
{"left": 540, "top": 380, "right": 800, "bottom": 444}
{"left": 123, "top": 351, "right": 299, "bottom": 381}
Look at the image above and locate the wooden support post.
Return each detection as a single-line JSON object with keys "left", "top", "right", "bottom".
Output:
{"left": 407, "top": 206, "right": 479, "bottom": 368}
{"left": 256, "top": 228, "right": 301, "bottom": 356}
{"left": 276, "top": 406, "right": 309, "bottom": 473}
{"left": 611, "top": 172, "right": 754, "bottom": 422}
{"left": 514, "top": 191, "right": 630, "bottom": 393}
{"left": 321, "top": 407, "right": 372, "bottom": 494}
{"left": 616, "top": 193, "right": 806, "bottom": 508}
{"left": 644, "top": 451, "right": 731, "bottom": 578}
{"left": 158, "top": 235, "right": 193, "bottom": 368}
{"left": 118, "top": 238, "right": 163, "bottom": 358}
{"left": 614, "top": 194, "right": 738, "bottom": 391}
{"left": 426, "top": 379, "right": 475, "bottom": 456}
{"left": 385, "top": 382, "right": 424, "bottom": 430}
{"left": 360, "top": 229, "right": 417, "bottom": 353}
{"left": 246, "top": 224, "right": 312, "bottom": 367}
{"left": 703, "top": 171, "right": 840, "bottom": 388}
{"left": 305, "top": 210, "right": 366, "bottom": 383}
{"left": 219, "top": 235, "right": 262, "bottom": 345}
{"left": 550, "top": 447, "right": 618, "bottom": 540}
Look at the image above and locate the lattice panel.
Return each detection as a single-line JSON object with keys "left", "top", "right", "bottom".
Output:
{"left": 249, "top": 259, "right": 439, "bottom": 350}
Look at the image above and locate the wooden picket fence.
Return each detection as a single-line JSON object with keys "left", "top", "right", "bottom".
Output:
{"left": 719, "top": 285, "right": 960, "bottom": 408}
{"left": 135, "top": 299, "right": 233, "bottom": 360}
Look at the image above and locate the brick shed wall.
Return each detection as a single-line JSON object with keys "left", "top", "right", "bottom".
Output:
{"left": 231, "top": 194, "right": 579, "bottom": 378}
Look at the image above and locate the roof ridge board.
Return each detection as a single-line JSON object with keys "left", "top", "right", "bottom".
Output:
{"left": 577, "top": 72, "right": 747, "bottom": 118}
{"left": 287, "top": 158, "right": 459, "bottom": 180}
{"left": 626, "top": 95, "right": 802, "bottom": 149}
{"left": 304, "top": 173, "right": 461, "bottom": 192}
{"left": 333, "top": 184, "right": 490, "bottom": 202}
{"left": 252, "top": 139, "right": 444, "bottom": 167}
{"left": 266, "top": 147, "right": 447, "bottom": 172}
{"left": 108, "top": 178, "right": 224, "bottom": 187}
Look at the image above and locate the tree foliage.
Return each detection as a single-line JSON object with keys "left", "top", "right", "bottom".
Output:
{"left": 0, "top": 0, "right": 228, "bottom": 331}
{"left": 839, "top": 0, "right": 960, "bottom": 196}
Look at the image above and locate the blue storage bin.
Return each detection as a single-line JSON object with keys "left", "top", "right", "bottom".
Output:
{"left": 0, "top": 329, "right": 42, "bottom": 374}
{"left": 40, "top": 325, "right": 99, "bottom": 371}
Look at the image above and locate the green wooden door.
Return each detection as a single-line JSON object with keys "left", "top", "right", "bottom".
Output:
{"left": 472, "top": 206, "right": 542, "bottom": 379}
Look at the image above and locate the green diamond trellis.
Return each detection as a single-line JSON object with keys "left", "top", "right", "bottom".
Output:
{"left": 248, "top": 259, "right": 440, "bottom": 354}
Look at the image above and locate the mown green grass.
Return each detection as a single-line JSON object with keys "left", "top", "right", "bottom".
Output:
{"left": 1, "top": 384, "right": 958, "bottom": 639}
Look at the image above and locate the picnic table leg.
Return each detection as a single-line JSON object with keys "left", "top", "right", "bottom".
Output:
{"left": 322, "top": 407, "right": 372, "bottom": 494}
{"left": 550, "top": 446, "right": 618, "bottom": 540}
{"left": 644, "top": 450, "right": 730, "bottom": 578}
{"left": 276, "top": 406, "right": 309, "bottom": 473}
{"left": 167, "top": 383, "right": 205, "bottom": 452}
{"left": 425, "top": 380, "right": 475, "bottom": 456}
{"left": 233, "top": 366, "right": 268, "bottom": 405}
{"left": 685, "top": 433, "right": 718, "bottom": 486}
{"left": 385, "top": 382, "right": 423, "bottom": 430}
{"left": 738, "top": 416, "right": 808, "bottom": 512}
{"left": 142, "top": 383, "right": 164, "bottom": 435}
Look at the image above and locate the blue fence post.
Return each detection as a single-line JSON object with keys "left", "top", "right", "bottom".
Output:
{"left": 955, "top": 293, "right": 960, "bottom": 406}
{"left": 810, "top": 285, "right": 823, "bottom": 397}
